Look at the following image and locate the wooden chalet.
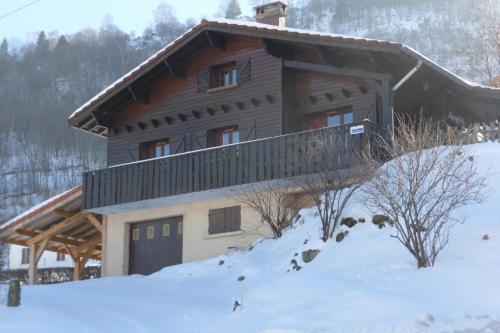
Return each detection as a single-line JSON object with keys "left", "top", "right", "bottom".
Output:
{"left": 2, "top": 1, "right": 500, "bottom": 282}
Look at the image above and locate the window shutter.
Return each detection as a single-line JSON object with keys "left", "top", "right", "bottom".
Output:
{"left": 127, "top": 144, "right": 140, "bottom": 162}
{"left": 197, "top": 69, "right": 210, "bottom": 92}
{"left": 191, "top": 130, "right": 207, "bottom": 150}
{"left": 209, "top": 206, "right": 241, "bottom": 235}
{"left": 236, "top": 58, "right": 251, "bottom": 84}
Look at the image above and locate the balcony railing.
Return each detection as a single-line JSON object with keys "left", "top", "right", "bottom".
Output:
{"left": 82, "top": 120, "right": 384, "bottom": 210}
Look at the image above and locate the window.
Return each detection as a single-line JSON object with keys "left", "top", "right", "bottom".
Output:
{"left": 309, "top": 107, "right": 354, "bottom": 130}
{"left": 132, "top": 228, "right": 140, "bottom": 241}
{"left": 212, "top": 62, "right": 238, "bottom": 88}
{"left": 197, "top": 59, "right": 251, "bottom": 93}
{"left": 208, "top": 126, "right": 239, "bottom": 147}
{"left": 56, "top": 252, "right": 66, "bottom": 261}
{"left": 163, "top": 224, "right": 170, "bottom": 237}
{"left": 178, "top": 222, "right": 183, "bottom": 235}
{"left": 147, "top": 225, "right": 154, "bottom": 239}
{"left": 140, "top": 139, "right": 170, "bottom": 160}
{"left": 21, "top": 248, "right": 30, "bottom": 265}
{"left": 208, "top": 206, "right": 241, "bottom": 235}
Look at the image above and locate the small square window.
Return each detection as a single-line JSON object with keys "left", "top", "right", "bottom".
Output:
{"left": 147, "top": 226, "right": 154, "bottom": 239}
{"left": 132, "top": 228, "right": 140, "bottom": 241}
{"left": 178, "top": 222, "right": 183, "bottom": 235}
{"left": 163, "top": 224, "right": 170, "bottom": 237}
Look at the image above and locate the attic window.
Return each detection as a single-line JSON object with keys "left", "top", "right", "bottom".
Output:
{"left": 197, "top": 59, "right": 251, "bottom": 93}
{"left": 212, "top": 62, "right": 238, "bottom": 88}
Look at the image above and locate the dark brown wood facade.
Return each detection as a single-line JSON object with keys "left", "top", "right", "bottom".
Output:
{"left": 107, "top": 35, "right": 283, "bottom": 166}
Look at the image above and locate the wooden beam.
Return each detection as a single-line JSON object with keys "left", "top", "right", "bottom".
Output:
{"left": 316, "top": 45, "right": 347, "bottom": 66}
{"left": 204, "top": 30, "right": 226, "bottom": 50}
{"left": 192, "top": 110, "right": 201, "bottom": 119}
{"left": 127, "top": 86, "right": 150, "bottom": 104}
{"left": 150, "top": 119, "right": 160, "bottom": 127}
{"left": 178, "top": 113, "right": 187, "bottom": 122}
{"left": 53, "top": 209, "right": 72, "bottom": 218}
{"left": 75, "top": 235, "right": 101, "bottom": 253}
{"left": 262, "top": 38, "right": 294, "bottom": 59}
{"left": 26, "top": 211, "right": 86, "bottom": 246}
{"left": 16, "top": 229, "right": 81, "bottom": 247}
{"left": 91, "top": 109, "right": 112, "bottom": 128}
{"left": 283, "top": 60, "right": 391, "bottom": 82}
{"left": 164, "top": 116, "right": 173, "bottom": 125}
{"left": 164, "top": 59, "right": 186, "bottom": 78}
{"left": 80, "top": 242, "right": 98, "bottom": 268}
{"left": 35, "top": 237, "right": 51, "bottom": 264}
{"left": 85, "top": 214, "right": 103, "bottom": 233}
{"left": 63, "top": 244, "right": 77, "bottom": 262}
{"left": 206, "top": 107, "right": 215, "bottom": 116}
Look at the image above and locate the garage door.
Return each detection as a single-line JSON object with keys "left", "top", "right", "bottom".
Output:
{"left": 129, "top": 216, "right": 183, "bottom": 275}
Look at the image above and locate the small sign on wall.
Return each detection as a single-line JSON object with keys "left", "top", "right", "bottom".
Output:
{"left": 350, "top": 125, "right": 365, "bottom": 135}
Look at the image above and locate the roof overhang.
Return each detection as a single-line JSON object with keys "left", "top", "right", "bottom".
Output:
{"left": 68, "top": 18, "right": 500, "bottom": 137}
{"left": 0, "top": 186, "right": 102, "bottom": 260}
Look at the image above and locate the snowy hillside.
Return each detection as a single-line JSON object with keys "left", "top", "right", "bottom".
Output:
{"left": 1, "top": 142, "right": 500, "bottom": 333}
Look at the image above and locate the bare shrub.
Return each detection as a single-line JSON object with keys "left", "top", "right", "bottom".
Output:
{"left": 362, "top": 116, "right": 488, "bottom": 268}
{"left": 295, "top": 129, "right": 370, "bottom": 242}
{"left": 236, "top": 181, "right": 300, "bottom": 238}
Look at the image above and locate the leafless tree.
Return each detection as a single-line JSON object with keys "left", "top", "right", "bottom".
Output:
{"left": 295, "top": 129, "right": 370, "bottom": 242}
{"left": 236, "top": 181, "right": 301, "bottom": 238}
{"left": 362, "top": 116, "right": 488, "bottom": 268}
{"left": 469, "top": 0, "right": 500, "bottom": 86}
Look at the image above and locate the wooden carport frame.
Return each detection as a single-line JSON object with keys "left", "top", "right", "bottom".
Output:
{"left": 0, "top": 186, "right": 104, "bottom": 284}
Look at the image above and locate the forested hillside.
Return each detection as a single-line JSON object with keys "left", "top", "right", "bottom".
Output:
{"left": 0, "top": 0, "right": 499, "bottom": 222}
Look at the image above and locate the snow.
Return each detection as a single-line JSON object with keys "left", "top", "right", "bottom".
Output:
{"left": 1, "top": 143, "right": 500, "bottom": 332}
{"left": 0, "top": 186, "right": 80, "bottom": 230}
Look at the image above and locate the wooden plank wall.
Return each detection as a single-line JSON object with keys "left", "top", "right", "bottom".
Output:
{"left": 107, "top": 35, "right": 283, "bottom": 166}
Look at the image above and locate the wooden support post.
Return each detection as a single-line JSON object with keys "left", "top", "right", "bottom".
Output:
{"left": 27, "top": 236, "right": 52, "bottom": 285}
{"left": 28, "top": 243, "right": 37, "bottom": 285}
{"left": 73, "top": 250, "right": 82, "bottom": 281}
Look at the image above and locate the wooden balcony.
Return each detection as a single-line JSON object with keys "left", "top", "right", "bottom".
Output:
{"left": 82, "top": 120, "right": 384, "bottom": 210}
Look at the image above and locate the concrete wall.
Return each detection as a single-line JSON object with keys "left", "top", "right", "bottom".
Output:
{"left": 103, "top": 195, "right": 270, "bottom": 277}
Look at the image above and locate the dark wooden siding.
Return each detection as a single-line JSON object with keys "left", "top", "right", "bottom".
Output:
{"left": 82, "top": 121, "right": 385, "bottom": 210}
{"left": 294, "top": 70, "right": 376, "bottom": 121}
{"left": 107, "top": 35, "right": 283, "bottom": 166}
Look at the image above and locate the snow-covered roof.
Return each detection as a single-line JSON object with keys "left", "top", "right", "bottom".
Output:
{"left": 0, "top": 186, "right": 82, "bottom": 233}
{"left": 67, "top": 18, "right": 500, "bottom": 132}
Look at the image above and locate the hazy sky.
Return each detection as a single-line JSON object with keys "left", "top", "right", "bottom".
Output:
{"left": 0, "top": 0, "right": 254, "bottom": 42}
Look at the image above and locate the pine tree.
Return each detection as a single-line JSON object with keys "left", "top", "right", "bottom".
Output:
{"left": 225, "top": 0, "right": 241, "bottom": 19}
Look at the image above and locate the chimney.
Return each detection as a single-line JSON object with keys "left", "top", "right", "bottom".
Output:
{"left": 254, "top": 1, "right": 288, "bottom": 27}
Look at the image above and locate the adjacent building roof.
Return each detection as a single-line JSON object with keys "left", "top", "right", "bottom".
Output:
{"left": 68, "top": 18, "right": 500, "bottom": 135}
{"left": 0, "top": 186, "right": 102, "bottom": 260}
{"left": 0, "top": 186, "right": 82, "bottom": 233}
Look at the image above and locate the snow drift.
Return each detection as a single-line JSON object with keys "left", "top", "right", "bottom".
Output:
{"left": 1, "top": 143, "right": 500, "bottom": 333}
